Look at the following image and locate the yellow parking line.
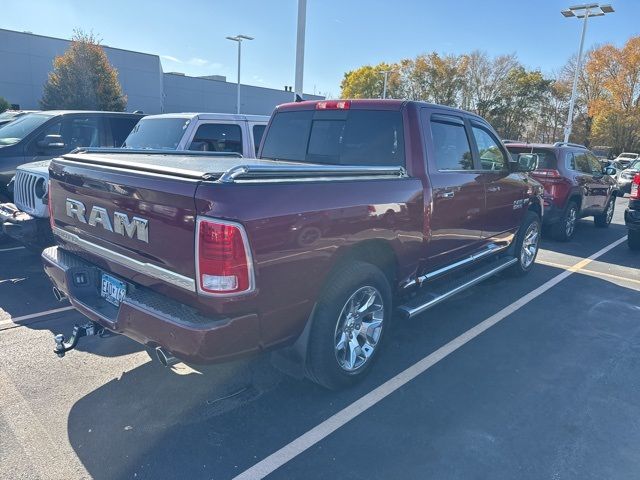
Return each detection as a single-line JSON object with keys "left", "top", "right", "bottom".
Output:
{"left": 536, "top": 259, "right": 640, "bottom": 285}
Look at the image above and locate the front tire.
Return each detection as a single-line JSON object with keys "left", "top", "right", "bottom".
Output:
{"left": 507, "top": 211, "right": 541, "bottom": 277}
{"left": 594, "top": 197, "right": 615, "bottom": 228}
{"left": 306, "top": 261, "right": 391, "bottom": 390}
{"left": 551, "top": 201, "right": 578, "bottom": 242}
{"left": 629, "top": 230, "right": 640, "bottom": 251}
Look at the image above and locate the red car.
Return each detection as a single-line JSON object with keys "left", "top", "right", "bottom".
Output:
{"left": 506, "top": 142, "right": 619, "bottom": 241}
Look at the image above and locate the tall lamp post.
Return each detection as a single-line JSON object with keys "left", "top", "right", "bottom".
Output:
{"left": 294, "top": 0, "right": 307, "bottom": 101}
{"left": 379, "top": 69, "right": 394, "bottom": 99}
{"left": 226, "top": 34, "right": 254, "bottom": 114}
{"left": 561, "top": 3, "right": 614, "bottom": 143}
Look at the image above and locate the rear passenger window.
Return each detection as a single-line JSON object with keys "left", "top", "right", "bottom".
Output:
{"left": 252, "top": 124, "right": 266, "bottom": 155}
{"left": 430, "top": 120, "right": 473, "bottom": 170}
{"left": 189, "top": 123, "right": 242, "bottom": 153}
{"left": 472, "top": 126, "right": 506, "bottom": 170}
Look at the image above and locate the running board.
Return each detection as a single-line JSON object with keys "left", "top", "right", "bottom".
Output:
{"left": 397, "top": 257, "right": 518, "bottom": 319}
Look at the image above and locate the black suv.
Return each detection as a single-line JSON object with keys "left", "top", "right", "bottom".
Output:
{"left": 506, "top": 142, "right": 619, "bottom": 241}
{"left": 0, "top": 111, "right": 143, "bottom": 199}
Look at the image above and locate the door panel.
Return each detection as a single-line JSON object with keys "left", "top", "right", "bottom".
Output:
{"left": 570, "top": 151, "right": 599, "bottom": 212}
{"left": 469, "top": 124, "right": 527, "bottom": 240}
{"left": 421, "top": 110, "right": 485, "bottom": 269}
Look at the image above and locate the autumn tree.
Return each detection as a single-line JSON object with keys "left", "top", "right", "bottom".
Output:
{"left": 0, "top": 96, "right": 9, "bottom": 113}
{"left": 340, "top": 62, "right": 400, "bottom": 99}
{"left": 41, "top": 30, "right": 126, "bottom": 111}
{"left": 586, "top": 37, "right": 640, "bottom": 152}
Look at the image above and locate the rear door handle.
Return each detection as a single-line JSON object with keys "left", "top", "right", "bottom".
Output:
{"left": 440, "top": 191, "right": 455, "bottom": 199}
{"left": 487, "top": 186, "right": 501, "bottom": 193}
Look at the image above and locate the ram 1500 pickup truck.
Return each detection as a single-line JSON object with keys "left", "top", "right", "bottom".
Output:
{"left": 43, "top": 99, "right": 543, "bottom": 389}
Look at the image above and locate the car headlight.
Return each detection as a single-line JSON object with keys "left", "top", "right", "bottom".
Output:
{"left": 35, "top": 177, "right": 47, "bottom": 199}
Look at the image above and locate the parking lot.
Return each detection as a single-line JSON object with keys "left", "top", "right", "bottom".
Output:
{"left": 0, "top": 197, "right": 638, "bottom": 480}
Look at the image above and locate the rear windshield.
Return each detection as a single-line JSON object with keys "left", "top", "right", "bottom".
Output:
{"left": 0, "top": 113, "right": 52, "bottom": 146}
{"left": 261, "top": 109, "right": 405, "bottom": 166}
{"left": 507, "top": 147, "right": 557, "bottom": 170}
{"left": 123, "top": 117, "right": 190, "bottom": 150}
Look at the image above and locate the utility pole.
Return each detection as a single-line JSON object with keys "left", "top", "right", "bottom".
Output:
{"left": 294, "top": 0, "right": 307, "bottom": 101}
{"left": 226, "top": 34, "right": 254, "bottom": 114}
{"left": 379, "top": 70, "right": 393, "bottom": 99}
{"left": 561, "top": 3, "right": 614, "bottom": 142}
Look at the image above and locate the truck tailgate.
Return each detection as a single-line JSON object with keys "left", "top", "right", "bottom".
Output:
{"left": 49, "top": 158, "right": 199, "bottom": 296}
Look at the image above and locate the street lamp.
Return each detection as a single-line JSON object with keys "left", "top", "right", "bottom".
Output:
{"left": 561, "top": 3, "right": 614, "bottom": 143}
{"left": 226, "top": 34, "right": 254, "bottom": 114}
{"left": 294, "top": 0, "right": 307, "bottom": 101}
{"left": 379, "top": 69, "right": 394, "bottom": 99}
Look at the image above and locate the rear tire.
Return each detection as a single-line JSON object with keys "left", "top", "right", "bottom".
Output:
{"left": 594, "top": 197, "right": 615, "bottom": 228}
{"left": 507, "top": 211, "right": 541, "bottom": 277}
{"left": 306, "top": 261, "right": 391, "bottom": 390}
{"left": 551, "top": 201, "right": 578, "bottom": 242}
{"left": 628, "top": 230, "right": 640, "bottom": 251}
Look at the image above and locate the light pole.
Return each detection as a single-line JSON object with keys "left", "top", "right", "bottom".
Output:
{"left": 226, "top": 34, "right": 254, "bottom": 114}
{"left": 561, "top": 3, "right": 614, "bottom": 143}
{"left": 379, "top": 70, "right": 394, "bottom": 99}
{"left": 294, "top": 0, "right": 307, "bottom": 101}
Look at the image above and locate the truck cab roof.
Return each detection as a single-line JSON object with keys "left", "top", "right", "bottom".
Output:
{"left": 142, "top": 112, "right": 269, "bottom": 122}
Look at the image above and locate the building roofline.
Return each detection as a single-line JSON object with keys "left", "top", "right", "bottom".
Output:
{"left": 0, "top": 27, "right": 160, "bottom": 59}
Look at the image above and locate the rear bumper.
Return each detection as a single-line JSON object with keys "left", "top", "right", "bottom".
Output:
{"left": 0, "top": 203, "right": 52, "bottom": 245}
{"left": 625, "top": 206, "right": 640, "bottom": 231}
{"left": 41, "top": 246, "right": 261, "bottom": 364}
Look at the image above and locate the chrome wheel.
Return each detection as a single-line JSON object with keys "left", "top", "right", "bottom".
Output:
{"left": 566, "top": 207, "right": 577, "bottom": 237}
{"left": 605, "top": 199, "right": 615, "bottom": 224}
{"left": 520, "top": 221, "right": 540, "bottom": 269}
{"left": 334, "top": 286, "right": 385, "bottom": 372}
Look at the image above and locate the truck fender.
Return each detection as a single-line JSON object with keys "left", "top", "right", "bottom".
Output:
{"left": 270, "top": 304, "right": 317, "bottom": 379}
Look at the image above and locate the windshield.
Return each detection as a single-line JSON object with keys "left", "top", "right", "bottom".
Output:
{"left": 507, "top": 147, "right": 557, "bottom": 169}
{"left": 618, "top": 153, "right": 638, "bottom": 159}
{"left": 0, "top": 113, "right": 52, "bottom": 146}
{"left": 123, "top": 117, "right": 190, "bottom": 149}
{"left": 628, "top": 159, "right": 640, "bottom": 170}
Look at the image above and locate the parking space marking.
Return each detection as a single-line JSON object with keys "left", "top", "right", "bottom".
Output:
{"left": 536, "top": 259, "right": 640, "bottom": 286}
{"left": 0, "top": 246, "right": 26, "bottom": 253}
{"left": 0, "top": 306, "right": 75, "bottom": 328}
{"left": 233, "top": 235, "right": 628, "bottom": 480}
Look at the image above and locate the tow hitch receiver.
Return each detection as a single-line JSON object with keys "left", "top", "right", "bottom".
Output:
{"left": 53, "top": 322, "right": 103, "bottom": 357}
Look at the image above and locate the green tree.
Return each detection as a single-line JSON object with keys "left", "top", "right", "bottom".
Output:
{"left": 340, "top": 62, "right": 400, "bottom": 99}
{"left": 0, "top": 96, "right": 9, "bottom": 113}
{"left": 41, "top": 30, "right": 126, "bottom": 111}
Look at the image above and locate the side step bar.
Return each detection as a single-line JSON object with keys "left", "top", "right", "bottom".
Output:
{"left": 397, "top": 257, "right": 517, "bottom": 319}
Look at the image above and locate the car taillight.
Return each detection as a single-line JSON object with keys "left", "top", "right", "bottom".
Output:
{"left": 631, "top": 173, "right": 640, "bottom": 199}
{"left": 48, "top": 180, "right": 54, "bottom": 229}
{"left": 196, "top": 217, "right": 254, "bottom": 295}
{"left": 316, "top": 100, "right": 350, "bottom": 110}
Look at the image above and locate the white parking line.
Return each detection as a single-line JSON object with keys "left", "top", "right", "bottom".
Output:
{"left": 0, "top": 246, "right": 26, "bottom": 253}
{"left": 0, "top": 306, "right": 75, "bottom": 327}
{"left": 233, "top": 235, "right": 627, "bottom": 480}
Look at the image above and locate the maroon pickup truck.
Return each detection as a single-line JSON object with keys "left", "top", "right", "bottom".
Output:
{"left": 43, "top": 100, "right": 543, "bottom": 389}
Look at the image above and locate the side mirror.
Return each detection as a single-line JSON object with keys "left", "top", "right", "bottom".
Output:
{"left": 514, "top": 153, "right": 538, "bottom": 172}
{"left": 603, "top": 166, "right": 617, "bottom": 175}
{"left": 37, "top": 134, "right": 65, "bottom": 150}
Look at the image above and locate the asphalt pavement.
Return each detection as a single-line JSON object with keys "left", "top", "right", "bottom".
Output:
{"left": 0, "top": 197, "right": 638, "bottom": 480}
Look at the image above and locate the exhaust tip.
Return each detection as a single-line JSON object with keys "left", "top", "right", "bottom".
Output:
{"left": 52, "top": 287, "right": 67, "bottom": 302}
{"left": 155, "top": 346, "right": 178, "bottom": 367}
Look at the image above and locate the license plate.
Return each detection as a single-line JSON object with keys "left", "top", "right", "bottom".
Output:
{"left": 101, "top": 273, "right": 127, "bottom": 307}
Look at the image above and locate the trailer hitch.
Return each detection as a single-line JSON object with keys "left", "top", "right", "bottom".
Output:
{"left": 53, "top": 322, "right": 104, "bottom": 357}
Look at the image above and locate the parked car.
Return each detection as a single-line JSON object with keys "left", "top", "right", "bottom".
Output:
{"left": 591, "top": 145, "right": 614, "bottom": 162}
{"left": 43, "top": 99, "right": 543, "bottom": 389}
{"left": 616, "top": 159, "right": 640, "bottom": 195}
{"left": 0, "top": 111, "right": 143, "bottom": 245}
{"left": 123, "top": 113, "right": 269, "bottom": 157}
{"left": 613, "top": 152, "right": 639, "bottom": 169}
{"left": 0, "top": 110, "right": 39, "bottom": 128}
{"left": 506, "top": 142, "right": 619, "bottom": 241}
{"left": 625, "top": 173, "right": 640, "bottom": 250}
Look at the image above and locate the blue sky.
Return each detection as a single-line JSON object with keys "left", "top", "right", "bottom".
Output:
{"left": 3, "top": 0, "right": 639, "bottom": 97}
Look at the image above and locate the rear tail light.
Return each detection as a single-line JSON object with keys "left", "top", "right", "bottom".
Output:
{"left": 196, "top": 217, "right": 254, "bottom": 296}
{"left": 48, "top": 180, "right": 54, "bottom": 229}
{"left": 631, "top": 173, "right": 640, "bottom": 199}
{"left": 316, "top": 100, "right": 350, "bottom": 110}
